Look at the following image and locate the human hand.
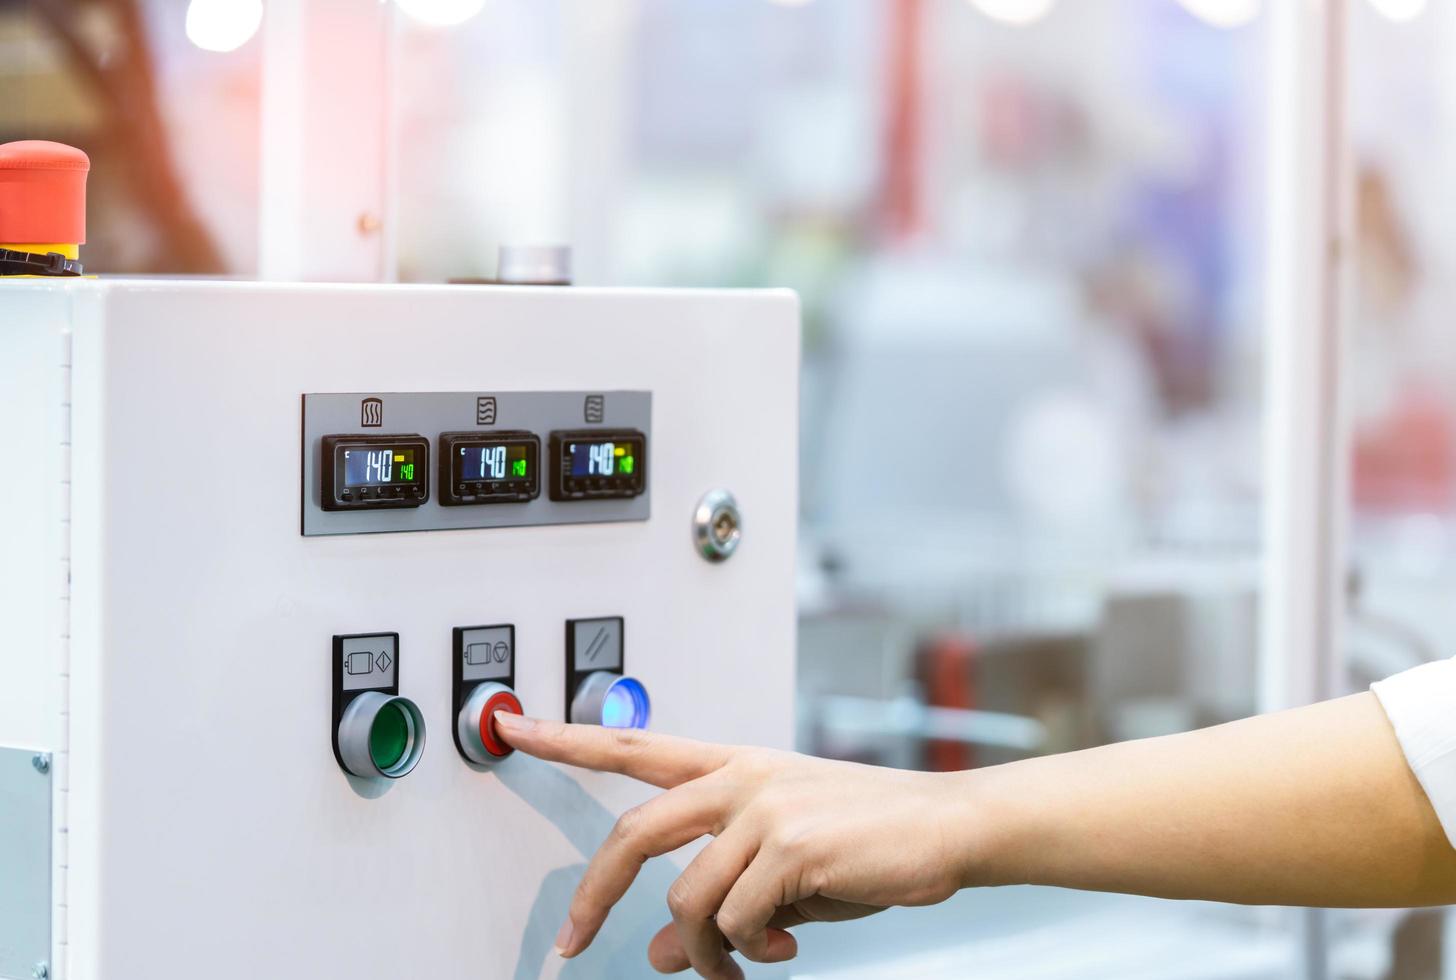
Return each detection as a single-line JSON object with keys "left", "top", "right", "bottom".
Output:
{"left": 492, "top": 713, "right": 975, "bottom": 979}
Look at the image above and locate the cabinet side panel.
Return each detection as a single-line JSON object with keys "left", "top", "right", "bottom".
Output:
{"left": 0, "top": 290, "right": 69, "bottom": 748}
{"left": 0, "top": 285, "right": 75, "bottom": 980}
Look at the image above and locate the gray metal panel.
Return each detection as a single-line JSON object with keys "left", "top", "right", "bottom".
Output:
{"left": 301, "top": 390, "right": 651, "bottom": 535}
{"left": 0, "top": 748, "right": 51, "bottom": 980}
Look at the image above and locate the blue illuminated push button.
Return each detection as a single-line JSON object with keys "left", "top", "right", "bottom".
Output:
{"left": 565, "top": 616, "right": 648, "bottom": 728}
{"left": 571, "top": 671, "right": 651, "bottom": 729}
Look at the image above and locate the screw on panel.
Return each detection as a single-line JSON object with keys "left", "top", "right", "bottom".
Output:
{"left": 692, "top": 489, "right": 742, "bottom": 563}
{"left": 31, "top": 753, "right": 50, "bottom": 775}
{"left": 32, "top": 962, "right": 49, "bottom": 979}
{"left": 713, "top": 510, "right": 738, "bottom": 545}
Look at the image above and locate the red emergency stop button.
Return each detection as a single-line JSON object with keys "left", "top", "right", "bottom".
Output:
{"left": 0, "top": 141, "right": 90, "bottom": 244}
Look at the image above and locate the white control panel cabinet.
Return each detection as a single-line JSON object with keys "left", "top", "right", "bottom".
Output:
{"left": 0, "top": 281, "right": 799, "bottom": 980}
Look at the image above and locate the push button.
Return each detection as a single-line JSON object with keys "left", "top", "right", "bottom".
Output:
{"left": 564, "top": 616, "right": 649, "bottom": 729}
{"left": 331, "top": 632, "right": 427, "bottom": 781}
{"left": 457, "top": 682, "right": 522, "bottom": 763}
{"left": 452, "top": 623, "right": 520, "bottom": 766}
{"left": 571, "top": 671, "right": 650, "bottom": 729}
{"left": 338, "top": 692, "right": 426, "bottom": 777}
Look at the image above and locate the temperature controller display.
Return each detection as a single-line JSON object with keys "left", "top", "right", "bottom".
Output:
{"left": 463, "top": 445, "right": 529, "bottom": 481}
{"left": 344, "top": 447, "right": 420, "bottom": 487}
{"left": 549, "top": 429, "right": 647, "bottom": 501}
{"left": 321, "top": 434, "right": 430, "bottom": 511}
{"left": 438, "top": 431, "right": 540, "bottom": 506}
{"left": 568, "top": 440, "right": 637, "bottom": 478}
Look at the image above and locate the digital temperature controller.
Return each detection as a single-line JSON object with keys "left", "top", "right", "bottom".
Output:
{"left": 321, "top": 434, "right": 430, "bottom": 511}
{"left": 438, "top": 431, "right": 541, "bottom": 505}
{"left": 549, "top": 429, "right": 647, "bottom": 500}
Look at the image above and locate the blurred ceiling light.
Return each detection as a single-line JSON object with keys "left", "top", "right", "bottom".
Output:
{"left": 394, "top": 0, "right": 488, "bottom": 27}
{"left": 1175, "top": 0, "right": 1261, "bottom": 28}
{"left": 1366, "top": 0, "right": 1428, "bottom": 22}
{"left": 967, "top": 0, "right": 1056, "bottom": 26}
{"left": 767, "top": 0, "right": 816, "bottom": 6}
{"left": 184, "top": 0, "right": 263, "bottom": 52}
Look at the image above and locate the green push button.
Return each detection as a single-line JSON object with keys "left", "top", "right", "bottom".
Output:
{"left": 335, "top": 687, "right": 425, "bottom": 780}
{"left": 369, "top": 701, "right": 412, "bottom": 771}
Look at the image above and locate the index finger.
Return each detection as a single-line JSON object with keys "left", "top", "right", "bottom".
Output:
{"left": 493, "top": 713, "right": 733, "bottom": 789}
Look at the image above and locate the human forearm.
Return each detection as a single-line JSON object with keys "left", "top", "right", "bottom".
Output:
{"left": 495, "top": 694, "right": 1456, "bottom": 978}
{"left": 963, "top": 692, "right": 1456, "bottom": 907}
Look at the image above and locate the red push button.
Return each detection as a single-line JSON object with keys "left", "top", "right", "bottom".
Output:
{"left": 456, "top": 680, "right": 522, "bottom": 765}
{"left": 478, "top": 689, "right": 522, "bottom": 758}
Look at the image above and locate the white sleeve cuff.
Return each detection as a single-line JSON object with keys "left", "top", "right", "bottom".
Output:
{"left": 1372, "top": 658, "right": 1456, "bottom": 850}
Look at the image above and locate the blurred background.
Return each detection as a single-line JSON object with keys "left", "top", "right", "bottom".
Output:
{"left": 4, "top": 0, "right": 1454, "bottom": 976}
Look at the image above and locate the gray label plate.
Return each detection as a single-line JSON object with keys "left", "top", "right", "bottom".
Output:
{"left": 571, "top": 617, "right": 624, "bottom": 672}
{"left": 339, "top": 635, "right": 399, "bottom": 692}
{"left": 460, "top": 626, "right": 513, "bottom": 682}
{"left": 302, "top": 390, "right": 651, "bottom": 536}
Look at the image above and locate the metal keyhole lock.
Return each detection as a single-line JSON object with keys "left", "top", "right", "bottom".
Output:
{"left": 693, "top": 489, "right": 742, "bottom": 562}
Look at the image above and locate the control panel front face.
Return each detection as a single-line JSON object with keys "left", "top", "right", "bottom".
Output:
{"left": 302, "top": 391, "right": 650, "bottom": 535}
{"left": 70, "top": 282, "right": 799, "bottom": 979}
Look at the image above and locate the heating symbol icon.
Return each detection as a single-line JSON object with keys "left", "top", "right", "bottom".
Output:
{"left": 360, "top": 397, "right": 383, "bottom": 427}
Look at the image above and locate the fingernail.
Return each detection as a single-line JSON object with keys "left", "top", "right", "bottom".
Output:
{"left": 494, "top": 711, "right": 533, "bottom": 732}
{"left": 553, "top": 919, "right": 575, "bottom": 958}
